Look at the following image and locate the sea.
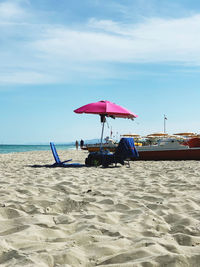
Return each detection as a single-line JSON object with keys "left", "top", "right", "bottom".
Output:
{"left": 0, "top": 144, "right": 75, "bottom": 154}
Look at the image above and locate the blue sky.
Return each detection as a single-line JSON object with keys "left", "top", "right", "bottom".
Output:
{"left": 1, "top": 0, "right": 200, "bottom": 144}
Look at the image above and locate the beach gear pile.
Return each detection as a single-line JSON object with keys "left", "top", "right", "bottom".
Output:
{"left": 85, "top": 138, "right": 139, "bottom": 167}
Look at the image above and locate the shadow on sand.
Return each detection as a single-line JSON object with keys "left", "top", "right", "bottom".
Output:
{"left": 27, "top": 164, "right": 86, "bottom": 168}
{"left": 27, "top": 164, "right": 121, "bottom": 169}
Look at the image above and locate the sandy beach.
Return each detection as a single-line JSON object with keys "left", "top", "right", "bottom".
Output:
{"left": 0, "top": 149, "right": 200, "bottom": 266}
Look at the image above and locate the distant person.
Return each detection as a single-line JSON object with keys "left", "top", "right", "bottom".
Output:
{"left": 75, "top": 140, "right": 79, "bottom": 150}
{"left": 80, "top": 139, "right": 84, "bottom": 149}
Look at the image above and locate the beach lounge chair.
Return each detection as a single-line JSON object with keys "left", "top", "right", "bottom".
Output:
{"left": 50, "top": 142, "right": 84, "bottom": 167}
{"left": 85, "top": 138, "right": 139, "bottom": 167}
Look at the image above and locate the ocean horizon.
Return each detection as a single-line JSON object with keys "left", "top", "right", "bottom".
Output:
{"left": 0, "top": 138, "right": 105, "bottom": 154}
{"left": 0, "top": 144, "right": 75, "bottom": 154}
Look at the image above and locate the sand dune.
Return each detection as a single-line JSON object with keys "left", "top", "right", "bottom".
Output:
{"left": 0, "top": 150, "right": 200, "bottom": 266}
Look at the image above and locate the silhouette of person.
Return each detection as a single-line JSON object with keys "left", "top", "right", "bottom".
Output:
{"left": 75, "top": 140, "right": 79, "bottom": 150}
{"left": 80, "top": 139, "right": 84, "bottom": 149}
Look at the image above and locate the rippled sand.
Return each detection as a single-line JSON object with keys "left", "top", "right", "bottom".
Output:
{"left": 0, "top": 149, "right": 200, "bottom": 266}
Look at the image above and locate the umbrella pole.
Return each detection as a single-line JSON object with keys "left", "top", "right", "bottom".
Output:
{"left": 100, "top": 115, "right": 106, "bottom": 151}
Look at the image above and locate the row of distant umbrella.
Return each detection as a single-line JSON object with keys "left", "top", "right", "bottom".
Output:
{"left": 121, "top": 132, "right": 200, "bottom": 139}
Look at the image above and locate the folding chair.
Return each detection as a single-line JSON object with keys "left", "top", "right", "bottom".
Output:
{"left": 50, "top": 142, "right": 84, "bottom": 167}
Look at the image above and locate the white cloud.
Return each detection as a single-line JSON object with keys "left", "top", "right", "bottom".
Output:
{"left": 0, "top": 0, "right": 27, "bottom": 22}
{"left": 32, "top": 14, "right": 200, "bottom": 65}
{"left": 32, "top": 28, "right": 131, "bottom": 62}
{"left": 2, "top": 3, "right": 200, "bottom": 85}
{"left": 0, "top": 71, "right": 57, "bottom": 85}
{"left": 88, "top": 18, "right": 129, "bottom": 35}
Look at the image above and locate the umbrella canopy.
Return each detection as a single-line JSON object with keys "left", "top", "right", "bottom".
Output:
{"left": 74, "top": 100, "right": 138, "bottom": 150}
{"left": 147, "top": 133, "right": 169, "bottom": 137}
{"left": 174, "top": 132, "right": 196, "bottom": 136}
{"left": 74, "top": 100, "right": 138, "bottom": 119}
{"left": 121, "top": 134, "right": 141, "bottom": 137}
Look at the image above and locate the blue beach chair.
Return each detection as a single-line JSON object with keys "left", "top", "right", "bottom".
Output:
{"left": 50, "top": 142, "right": 84, "bottom": 167}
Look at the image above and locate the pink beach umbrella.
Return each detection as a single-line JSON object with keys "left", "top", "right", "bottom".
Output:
{"left": 74, "top": 100, "right": 138, "bottom": 149}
